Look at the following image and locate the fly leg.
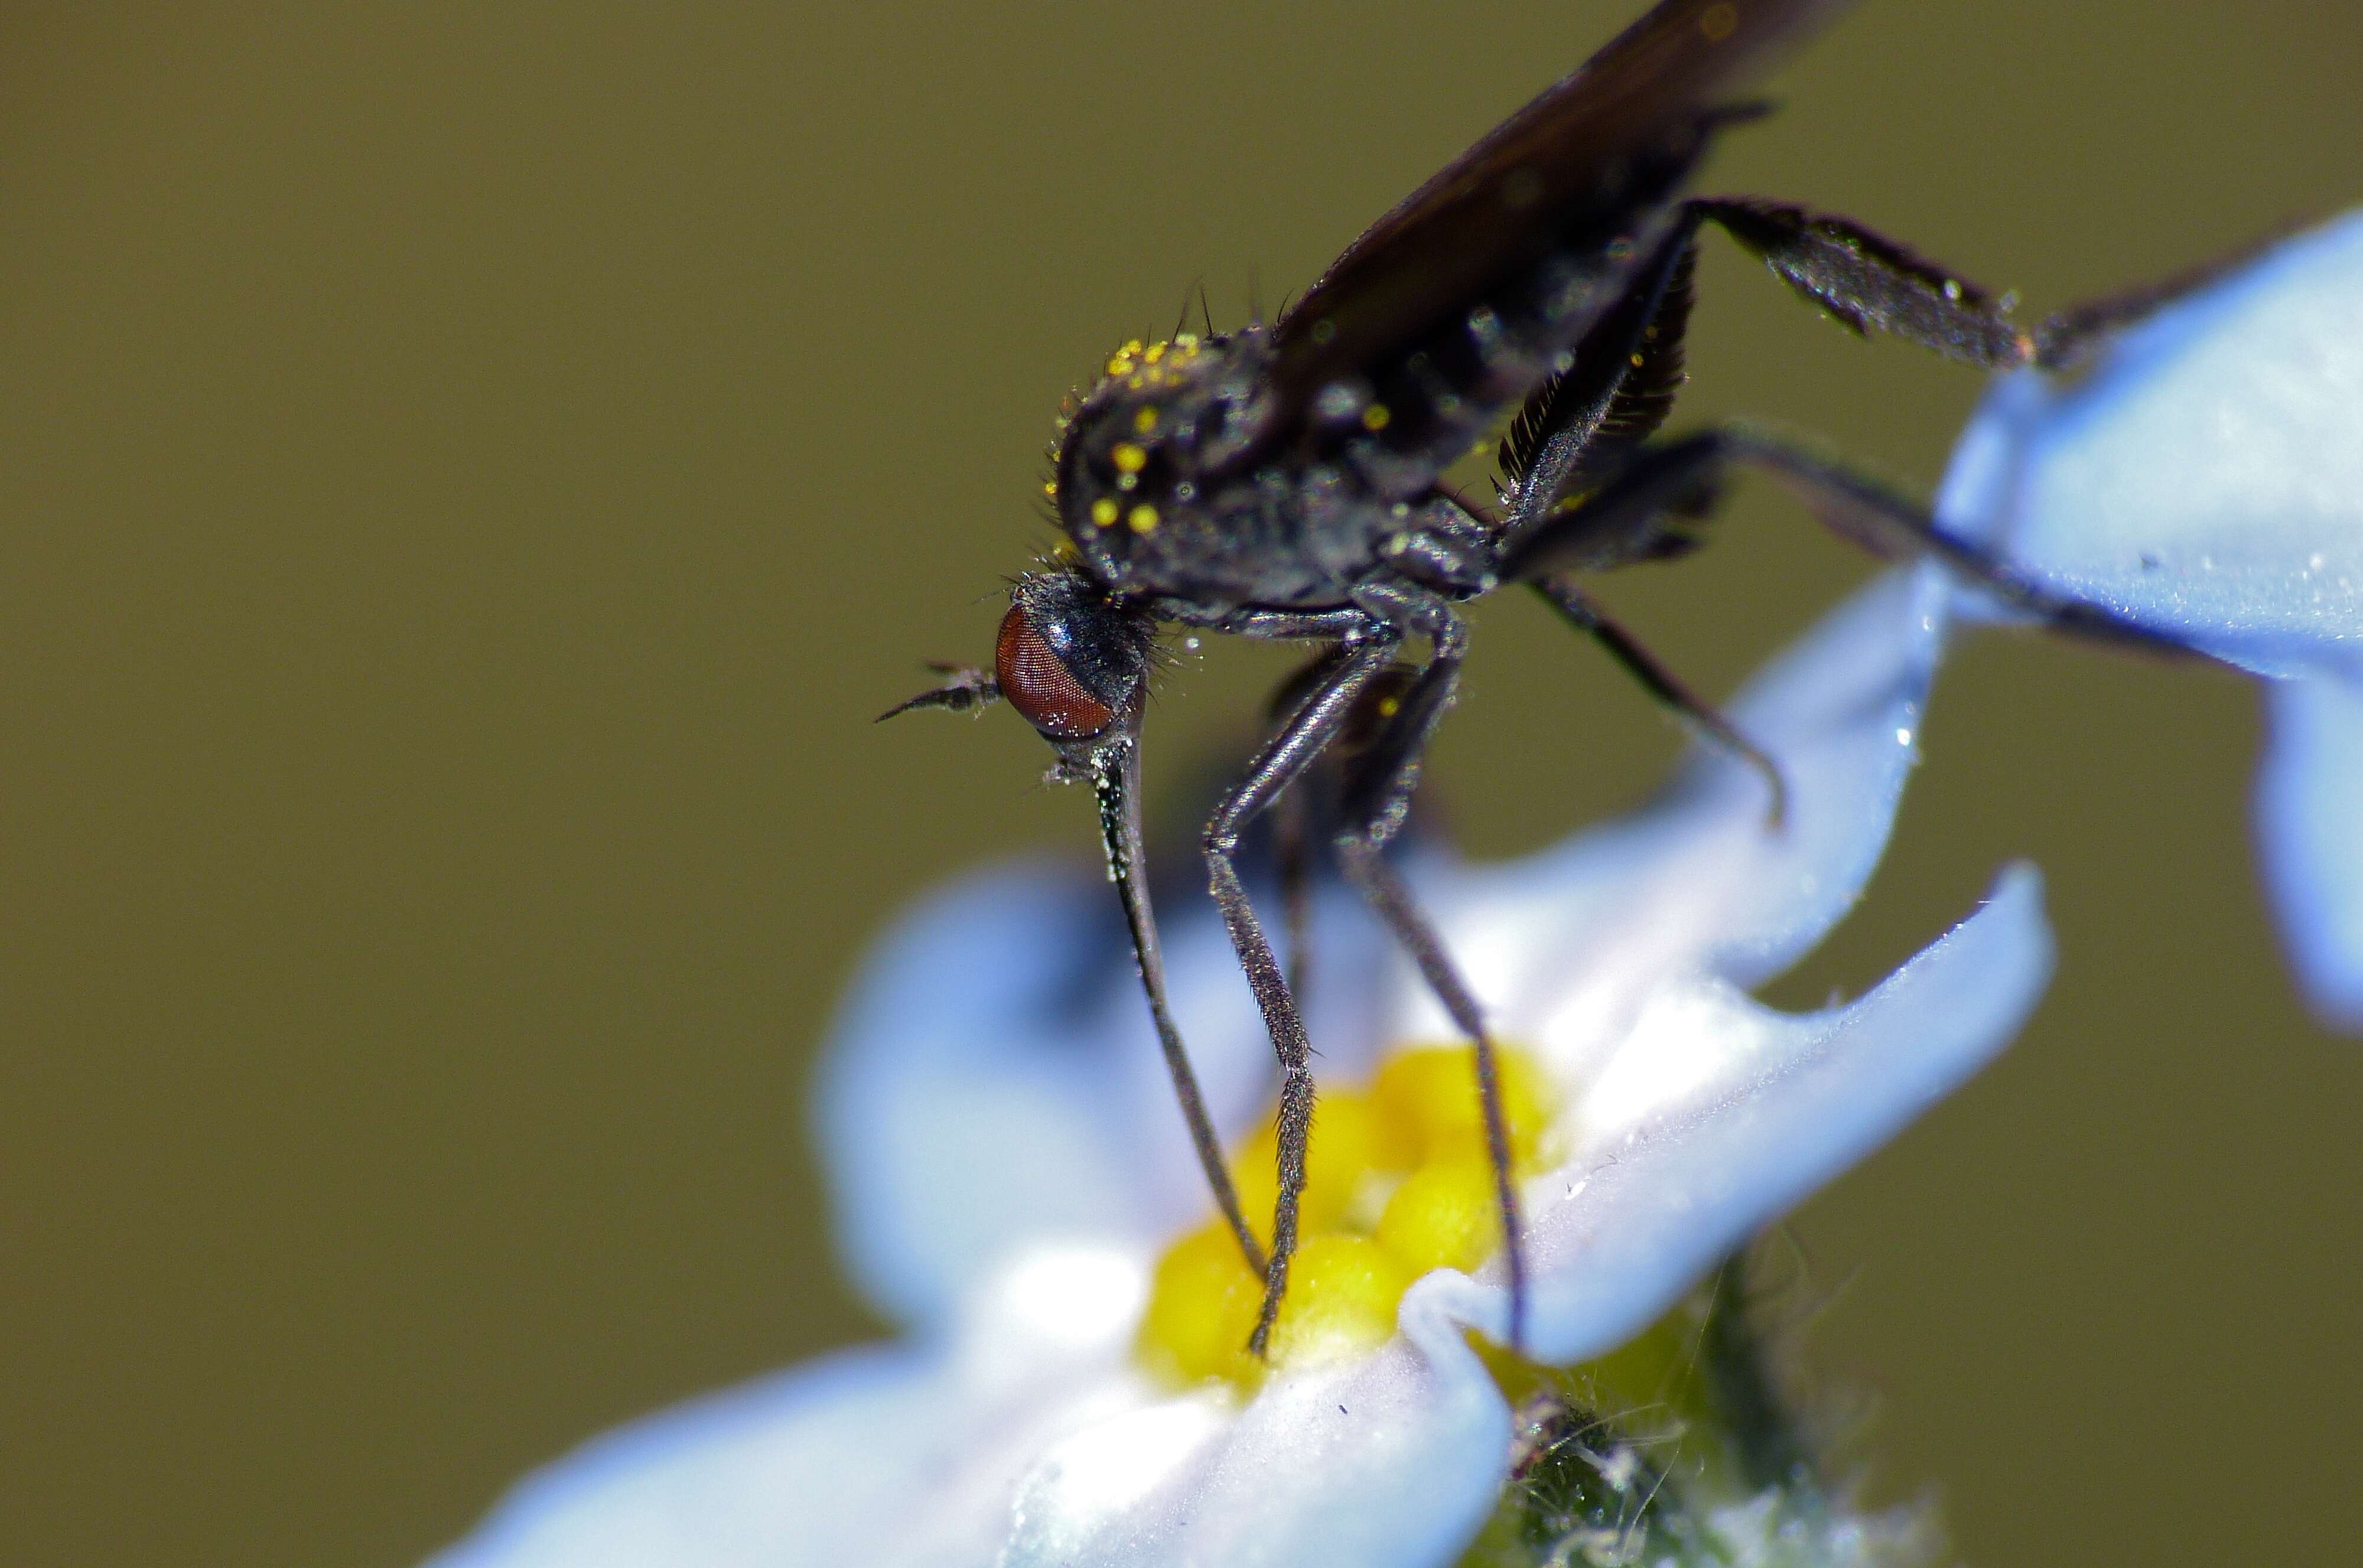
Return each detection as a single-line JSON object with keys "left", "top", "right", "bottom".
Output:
{"left": 1202, "top": 631, "right": 1403, "bottom": 1357}
{"left": 1528, "top": 573, "right": 1788, "bottom": 826}
{"left": 1695, "top": 196, "right": 2294, "bottom": 373}
{"left": 2027, "top": 226, "right": 2293, "bottom": 371}
{"left": 1263, "top": 646, "right": 1438, "bottom": 1016}
{"left": 1330, "top": 576, "right": 1532, "bottom": 1352}
{"left": 1496, "top": 197, "right": 2260, "bottom": 564}
{"left": 1089, "top": 722, "right": 1268, "bottom": 1283}
{"left": 1270, "top": 743, "right": 1319, "bottom": 1012}
{"left": 1502, "top": 424, "right": 2234, "bottom": 664}
{"left": 1260, "top": 646, "right": 1356, "bottom": 1011}
{"left": 1691, "top": 197, "right": 2042, "bottom": 370}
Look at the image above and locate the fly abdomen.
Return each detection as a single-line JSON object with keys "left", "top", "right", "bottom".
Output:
{"left": 1315, "top": 203, "right": 1689, "bottom": 504}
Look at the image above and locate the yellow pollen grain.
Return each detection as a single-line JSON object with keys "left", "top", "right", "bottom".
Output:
{"left": 1134, "top": 406, "right": 1160, "bottom": 433}
{"left": 1113, "top": 442, "right": 1148, "bottom": 473}
{"left": 1360, "top": 403, "right": 1392, "bottom": 431}
{"left": 1042, "top": 481, "right": 1059, "bottom": 498}
{"left": 1144, "top": 341, "right": 1166, "bottom": 363}
{"left": 1090, "top": 497, "right": 1119, "bottom": 527}
{"left": 1128, "top": 504, "right": 1160, "bottom": 533}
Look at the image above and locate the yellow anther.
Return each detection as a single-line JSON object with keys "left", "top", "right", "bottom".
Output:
{"left": 1135, "top": 1223, "right": 1262, "bottom": 1386}
{"left": 1227, "top": 1090, "right": 1387, "bottom": 1248}
{"left": 1137, "top": 1042, "right": 1553, "bottom": 1388}
{"left": 1134, "top": 406, "right": 1160, "bottom": 433}
{"left": 1090, "top": 497, "right": 1119, "bottom": 527}
{"left": 1264, "top": 1235, "right": 1412, "bottom": 1369}
{"left": 1128, "top": 504, "right": 1160, "bottom": 533}
{"left": 1113, "top": 442, "right": 1148, "bottom": 473}
{"left": 1360, "top": 403, "right": 1392, "bottom": 431}
{"left": 1374, "top": 1044, "right": 1550, "bottom": 1169}
{"left": 1376, "top": 1150, "right": 1503, "bottom": 1274}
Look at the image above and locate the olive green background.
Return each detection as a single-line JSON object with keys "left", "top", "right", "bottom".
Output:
{"left": 6, "top": 4, "right": 2359, "bottom": 1564}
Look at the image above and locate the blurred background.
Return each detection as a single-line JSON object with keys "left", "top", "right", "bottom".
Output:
{"left": 5, "top": 3, "right": 2359, "bottom": 1563}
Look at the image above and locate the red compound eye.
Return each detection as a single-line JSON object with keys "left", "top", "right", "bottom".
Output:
{"left": 995, "top": 603, "right": 1114, "bottom": 739}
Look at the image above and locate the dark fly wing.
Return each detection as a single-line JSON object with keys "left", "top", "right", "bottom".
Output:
{"left": 1268, "top": 0, "right": 1854, "bottom": 418}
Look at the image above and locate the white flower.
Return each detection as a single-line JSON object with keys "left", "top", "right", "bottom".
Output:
{"left": 430, "top": 548, "right": 2051, "bottom": 1568}
{"left": 1936, "top": 209, "right": 2363, "bottom": 1024}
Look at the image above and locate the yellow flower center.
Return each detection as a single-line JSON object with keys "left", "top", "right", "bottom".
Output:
{"left": 1137, "top": 1044, "right": 1555, "bottom": 1388}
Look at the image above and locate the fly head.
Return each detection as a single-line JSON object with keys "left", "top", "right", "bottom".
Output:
{"left": 879, "top": 565, "right": 1156, "bottom": 787}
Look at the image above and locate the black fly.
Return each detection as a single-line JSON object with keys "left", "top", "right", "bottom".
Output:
{"left": 883, "top": 0, "right": 2219, "bottom": 1358}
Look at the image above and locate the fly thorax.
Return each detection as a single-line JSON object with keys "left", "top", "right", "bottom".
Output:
{"left": 1051, "top": 331, "right": 1272, "bottom": 578}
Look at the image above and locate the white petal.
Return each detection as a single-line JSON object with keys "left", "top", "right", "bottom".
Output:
{"left": 819, "top": 863, "right": 1148, "bottom": 1328}
{"left": 1436, "top": 565, "right": 1948, "bottom": 1079}
{"left": 434, "top": 1248, "right": 1164, "bottom": 1568}
{"left": 818, "top": 859, "right": 1303, "bottom": 1330}
{"left": 1958, "top": 210, "right": 2363, "bottom": 676}
{"left": 429, "top": 1346, "right": 1008, "bottom": 1568}
{"left": 1434, "top": 867, "right": 2054, "bottom": 1362}
{"left": 2255, "top": 674, "right": 2363, "bottom": 1026}
{"left": 434, "top": 1246, "right": 1512, "bottom": 1568}
{"left": 998, "top": 1277, "right": 1509, "bottom": 1568}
